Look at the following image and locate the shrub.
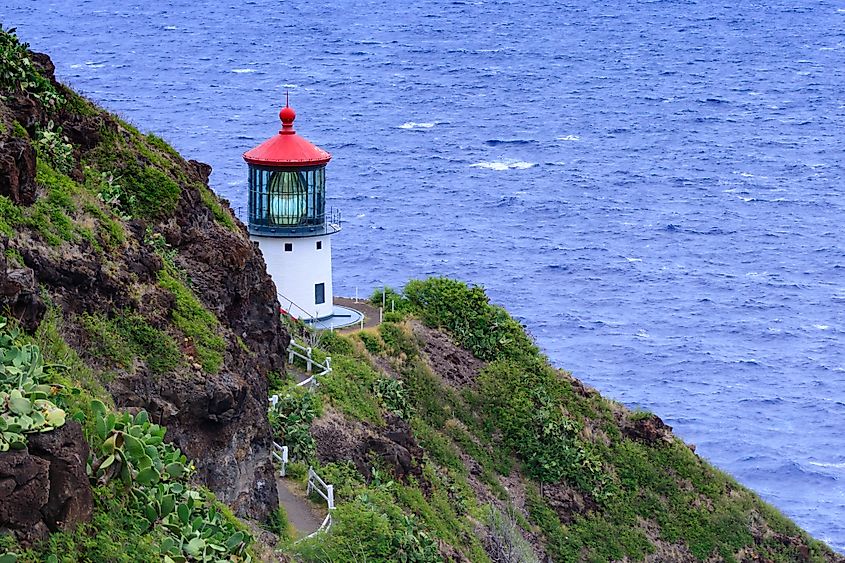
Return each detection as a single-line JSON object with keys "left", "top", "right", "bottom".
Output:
{"left": 404, "top": 277, "right": 538, "bottom": 362}
{"left": 372, "top": 378, "right": 414, "bottom": 420}
{"left": 0, "top": 26, "right": 63, "bottom": 109}
{"left": 268, "top": 385, "right": 321, "bottom": 461}
{"left": 34, "top": 120, "right": 75, "bottom": 174}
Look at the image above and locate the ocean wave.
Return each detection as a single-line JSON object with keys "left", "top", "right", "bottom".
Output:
{"left": 556, "top": 134, "right": 580, "bottom": 141}
{"left": 399, "top": 122, "right": 435, "bottom": 129}
{"left": 470, "top": 160, "right": 537, "bottom": 171}
{"left": 231, "top": 68, "right": 256, "bottom": 74}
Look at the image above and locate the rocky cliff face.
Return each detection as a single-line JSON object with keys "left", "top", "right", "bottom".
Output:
{"left": 0, "top": 48, "right": 287, "bottom": 520}
{"left": 0, "top": 422, "right": 92, "bottom": 545}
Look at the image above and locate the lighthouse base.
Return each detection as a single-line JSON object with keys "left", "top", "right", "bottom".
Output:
{"left": 304, "top": 305, "right": 364, "bottom": 331}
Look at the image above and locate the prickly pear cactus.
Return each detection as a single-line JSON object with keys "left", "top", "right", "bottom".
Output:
{"left": 0, "top": 316, "right": 66, "bottom": 451}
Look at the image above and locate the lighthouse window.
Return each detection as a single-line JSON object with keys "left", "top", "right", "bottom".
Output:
{"left": 316, "top": 241, "right": 322, "bottom": 250}
{"left": 315, "top": 283, "right": 325, "bottom": 305}
{"left": 284, "top": 243, "right": 293, "bottom": 252}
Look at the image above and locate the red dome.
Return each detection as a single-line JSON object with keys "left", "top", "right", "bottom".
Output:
{"left": 243, "top": 104, "right": 331, "bottom": 168}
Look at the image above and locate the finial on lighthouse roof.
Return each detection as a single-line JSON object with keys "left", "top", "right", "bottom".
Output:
{"left": 279, "top": 91, "right": 296, "bottom": 134}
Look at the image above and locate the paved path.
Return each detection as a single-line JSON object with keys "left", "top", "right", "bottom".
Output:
{"left": 334, "top": 297, "right": 381, "bottom": 333}
{"left": 277, "top": 478, "right": 325, "bottom": 539}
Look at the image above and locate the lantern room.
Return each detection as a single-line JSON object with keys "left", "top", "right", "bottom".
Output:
{"left": 243, "top": 101, "right": 342, "bottom": 321}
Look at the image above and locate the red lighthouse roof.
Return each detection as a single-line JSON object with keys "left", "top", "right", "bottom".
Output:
{"left": 243, "top": 102, "right": 332, "bottom": 168}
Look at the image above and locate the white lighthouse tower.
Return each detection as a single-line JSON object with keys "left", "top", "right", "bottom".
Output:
{"left": 243, "top": 101, "right": 340, "bottom": 321}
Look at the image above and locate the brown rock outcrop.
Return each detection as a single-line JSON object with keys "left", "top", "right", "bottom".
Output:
{"left": 0, "top": 422, "right": 93, "bottom": 545}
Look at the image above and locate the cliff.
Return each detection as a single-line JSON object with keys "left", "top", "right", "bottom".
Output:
{"left": 0, "top": 27, "right": 286, "bottom": 524}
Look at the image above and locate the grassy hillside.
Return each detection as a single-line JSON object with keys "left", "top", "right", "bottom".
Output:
{"left": 270, "top": 279, "right": 842, "bottom": 562}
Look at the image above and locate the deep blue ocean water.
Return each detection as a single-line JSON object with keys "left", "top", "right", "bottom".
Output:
{"left": 5, "top": 0, "right": 845, "bottom": 552}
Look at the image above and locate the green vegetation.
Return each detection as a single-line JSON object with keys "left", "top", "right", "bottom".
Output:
{"left": 0, "top": 316, "right": 66, "bottom": 451}
{"left": 0, "top": 318, "right": 254, "bottom": 562}
{"left": 404, "top": 277, "right": 538, "bottom": 361}
{"left": 81, "top": 311, "right": 181, "bottom": 375}
{"left": 159, "top": 268, "right": 226, "bottom": 374}
{"left": 0, "top": 25, "right": 62, "bottom": 109}
{"left": 274, "top": 279, "right": 838, "bottom": 562}
{"left": 268, "top": 384, "right": 321, "bottom": 461}
{"left": 123, "top": 164, "right": 181, "bottom": 219}
{"left": 33, "top": 120, "right": 75, "bottom": 174}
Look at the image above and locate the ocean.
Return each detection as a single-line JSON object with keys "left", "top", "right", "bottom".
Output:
{"left": 5, "top": 0, "right": 844, "bottom": 551}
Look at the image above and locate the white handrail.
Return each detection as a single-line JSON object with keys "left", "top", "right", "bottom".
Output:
{"left": 287, "top": 339, "right": 332, "bottom": 390}
{"left": 271, "top": 441, "right": 288, "bottom": 477}
{"left": 306, "top": 466, "right": 335, "bottom": 510}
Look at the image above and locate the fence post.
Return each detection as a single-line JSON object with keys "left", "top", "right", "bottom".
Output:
{"left": 288, "top": 346, "right": 294, "bottom": 364}
{"left": 281, "top": 445, "right": 288, "bottom": 477}
{"left": 306, "top": 347, "right": 313, "bottom": 373}
{"left": 324, "top": 357, "right": 332, "bottom": 372}
{"left": 379, "top": 307, "right": 383, "bottom": 323}
{"left": 327, "top": 484, "right": 335, "bottom": 510}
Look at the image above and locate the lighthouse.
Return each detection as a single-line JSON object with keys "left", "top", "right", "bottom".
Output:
{"left": 243, "top": 100, "right": 340, "bottom": 321}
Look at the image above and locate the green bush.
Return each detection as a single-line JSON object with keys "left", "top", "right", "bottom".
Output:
{"left": 293, "top": 490, "right": 440, "bottom": 563}
{"left": 268, "top": 385, "right": 321, "bottom": 461}
{"left": 318, "top": 331, "right": 354, "bottom": 356}
{"left": 0, "top": 26, "right": 63, "bottom": 110}
{"left": 378, "top": 322, "right": 418, "bottom": 359}
{"left": 478, "top": 359, "right": 612, "bottom": 500}
{"left": 318, "top": 355, "right": 382, "bottom": 424}
{"left": 404, "top": 277, "right": 538, "bottom": 362}
{"left": 34, "top": 120, "right": 75, "bottom": 174}
{"left": 372, "top": 378, "right": 414, "bottom": 420}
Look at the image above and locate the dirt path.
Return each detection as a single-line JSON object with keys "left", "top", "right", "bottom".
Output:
{"left": 277, "top": 478, "right": 325, "bottom": 539}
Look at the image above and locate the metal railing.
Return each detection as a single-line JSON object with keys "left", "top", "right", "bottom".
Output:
{"left": 288, "top": 340, "right": 332, "bottom": 389}
{"left": 278, "top": 293, "right": 318, "bottom": 322}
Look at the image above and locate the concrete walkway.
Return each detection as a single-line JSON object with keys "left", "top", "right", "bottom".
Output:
{"left": 334, "top": 297, "right": 381, "bottom": 333}
{"left": 277, "top": 477, "right": 325, "bottom": 539}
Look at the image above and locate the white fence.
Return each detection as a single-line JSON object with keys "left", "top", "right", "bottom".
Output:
{"left": 303, "top": 466, "right": 335, "bottom": 539}
{"left": 288, "top": 340, "right": 332, "bottom": 389}
{"left": 271, "top": 441, "right": 288, "bottom": 477}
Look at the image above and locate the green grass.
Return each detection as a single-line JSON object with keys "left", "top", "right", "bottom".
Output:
{"left": 81, "top": 311, "right": 181, "bottom": 375}
{"left": 198, "top": 183, "right": 238, "bottom": 232}
{"left": 318, "top": 355, "right": 383, "bottom": 424}
{"left": 158, "top": 268, "right": 226, "bottom": 374}
{"left": 123, "top": 164, "right": 180, "bottom": 219}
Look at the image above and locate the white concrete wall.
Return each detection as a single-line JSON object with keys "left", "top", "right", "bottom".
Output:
{"left": 252, "top": 234, "right": 334, "bottom": 320}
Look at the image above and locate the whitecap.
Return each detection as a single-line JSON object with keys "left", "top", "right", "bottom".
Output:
{"left": 356, "top": 213, "right": 366, "bottom": 218}
{"left": 163, "top": 25, "right": 177, "bottom": 30}
{"left": 556, "top": 134, "right": 580, "bottom": 141}
{"left": 808, "top": 461, "right": 845, "bottom": 468}
{"left": 232, "top": 68, "right": 256, "bottom": 74}
{"left": 626, "top": 257, "right": 642, "bottom": 262}
{"left": 399, "top": 122, "right": 435, "bottom": 129}
{"left": 470, "top": 160, "right": 537, "bottom": 171}
{"left": 814, "top": 324, "right": 830, "bottom": 330}
{"left": 635, "top": 329, "right": 650, "bottom": 339}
